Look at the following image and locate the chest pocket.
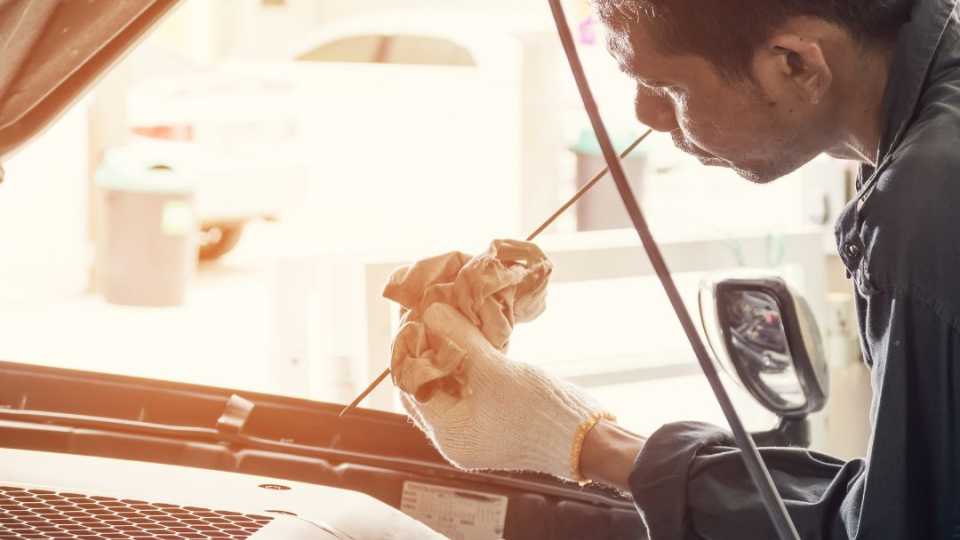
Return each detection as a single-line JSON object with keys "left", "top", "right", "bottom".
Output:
{"left": 835, "top": 158, "right": 896, "bottom": 298}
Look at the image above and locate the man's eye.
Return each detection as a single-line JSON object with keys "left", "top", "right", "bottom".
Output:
{"left": 644, "top": 85, "right": 675, "bottom": 99}
{"left": 638, "top": 78, "right": 666, "bottom": 87}
{"left": 656, "top": 85, "right": 684, "bottom": 99}
{"left": 639, "top": 81, "right": 679, "bottom": 96}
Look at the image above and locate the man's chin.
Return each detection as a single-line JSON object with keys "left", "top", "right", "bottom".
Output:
{"left": 695, "top": 155, "right": 728, "bottom": 167}
{"left": 730, "top": 164, "right": 781, "bottom": 184}
{"left": 684, "top": 148, "right": 785, "bottom": 183}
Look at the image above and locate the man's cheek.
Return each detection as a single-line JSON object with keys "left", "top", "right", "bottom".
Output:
{"left": 690, "top": 121, "right": 741, "bottom": 157}
{"left": 678, "top": 113, "right": 720, "bottom": 148}
{"left": 682, "top": 129, "right": 722, "bottom": 156}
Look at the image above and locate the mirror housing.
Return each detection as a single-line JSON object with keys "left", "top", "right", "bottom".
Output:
{"left": 699, "top": 273, "right": 829, "bottom": 419}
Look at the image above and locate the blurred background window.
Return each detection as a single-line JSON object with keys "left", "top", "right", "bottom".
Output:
{"left": 296, "top": 34, "right": 475, "bottom": 65}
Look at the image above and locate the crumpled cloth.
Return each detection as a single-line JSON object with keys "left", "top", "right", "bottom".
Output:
{"left": 384, "top": 239, "right": 552, "bottom": 402}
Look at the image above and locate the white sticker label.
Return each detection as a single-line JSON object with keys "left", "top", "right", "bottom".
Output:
{"left": 400, "top": 481, "right": 508, "bottom": 540}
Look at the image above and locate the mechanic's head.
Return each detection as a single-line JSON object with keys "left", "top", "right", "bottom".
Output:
{"left": 595, "top": 0, "right": 913, "bottom": 182}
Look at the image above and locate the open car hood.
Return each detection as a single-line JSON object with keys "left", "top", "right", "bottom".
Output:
{"left": 0, "top": 0, "right": 180, "bottom": 161}
{"left": 0, "top": 360, "right": 644, "bottom": 539}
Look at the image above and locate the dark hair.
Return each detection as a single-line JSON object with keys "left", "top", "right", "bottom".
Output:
{"left": 594, "top": 0, "right": 914, "bottom": 78}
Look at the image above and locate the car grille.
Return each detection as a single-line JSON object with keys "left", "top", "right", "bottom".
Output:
{"left": 0, "top": 485, "right": 273, "bottom": 538}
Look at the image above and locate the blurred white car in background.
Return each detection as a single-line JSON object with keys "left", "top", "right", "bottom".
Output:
{"left": 126, "top": 65, "right": 308, "bottom": 260}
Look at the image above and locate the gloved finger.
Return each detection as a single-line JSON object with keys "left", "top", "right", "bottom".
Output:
{"left": 400, "top": 392, "right": 429, "bottom": 432}
{"left": 400, "top": 382, "right": 460, "bottom": 423}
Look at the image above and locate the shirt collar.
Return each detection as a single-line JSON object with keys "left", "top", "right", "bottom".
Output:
{"left": 876, "top": 0, "right": 956, "bottom": 162}
{"left": 837, "top": 0, "right": 956, "bottom": 277}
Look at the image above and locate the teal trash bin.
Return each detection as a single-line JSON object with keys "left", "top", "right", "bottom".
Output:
{"left": 95, "top": 146, "right": 197, "bottom": 306}
{"left": 570, "top": 129, "right": 648, "bottom": 231}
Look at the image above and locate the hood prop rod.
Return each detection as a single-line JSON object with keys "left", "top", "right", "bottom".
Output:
{"left": 545, "top": 1, "right": 800, "bottom": 539}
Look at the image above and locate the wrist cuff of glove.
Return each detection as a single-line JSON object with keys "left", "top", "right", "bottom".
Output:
{"left": 570, "top": 412, "right": 616, "bottom": 485}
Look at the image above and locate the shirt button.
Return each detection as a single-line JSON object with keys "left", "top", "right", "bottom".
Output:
{"left": 845, "top": 243, "right": 861, "bottom": 258}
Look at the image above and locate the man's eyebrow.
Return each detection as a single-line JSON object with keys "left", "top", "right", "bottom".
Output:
{"left": 640, "top": 79, "right": 672, "bottom": 88}
{"left": 616, "top": 61, "right": 641, "bottom": 78}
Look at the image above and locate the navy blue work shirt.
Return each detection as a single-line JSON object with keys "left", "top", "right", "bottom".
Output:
{"left": 627, "top": 0, "right": 960, "bottom": 538}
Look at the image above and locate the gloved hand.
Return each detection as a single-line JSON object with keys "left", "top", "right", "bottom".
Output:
{"left": 396, "top": 302, "right": 612, "bottom": 482}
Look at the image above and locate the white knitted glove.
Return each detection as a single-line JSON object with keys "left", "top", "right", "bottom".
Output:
{"left": 399, "top": 302, "right": 611, "bottom": 482}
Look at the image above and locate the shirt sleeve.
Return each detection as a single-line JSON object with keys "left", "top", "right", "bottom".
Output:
{"left": 628, "top": 291, "right": 960, "bottom": 540}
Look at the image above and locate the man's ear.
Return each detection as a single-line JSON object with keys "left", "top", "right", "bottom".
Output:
{"left": 757, "top": 34, "right": 833, "bottom": 105}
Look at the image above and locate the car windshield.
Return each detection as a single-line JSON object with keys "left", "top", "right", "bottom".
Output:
{"left": 0, "top": 2, "right": 843, "bottom": 437}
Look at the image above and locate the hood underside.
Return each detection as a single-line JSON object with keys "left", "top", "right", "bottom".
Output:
{"left": 0, "top": 0, "right": 180, "bottom": 161}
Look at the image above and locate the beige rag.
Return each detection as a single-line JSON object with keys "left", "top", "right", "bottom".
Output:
{"left": 384, "top": 239, "right": 553, "bottom": 402}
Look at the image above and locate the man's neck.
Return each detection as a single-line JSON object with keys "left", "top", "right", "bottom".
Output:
{"left": 825, "top": 42, "right": 895, "bottom": 166}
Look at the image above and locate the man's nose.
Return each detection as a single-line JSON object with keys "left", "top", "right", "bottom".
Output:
{"left": 634, "top": 90, "right": 678, "bottom": 132}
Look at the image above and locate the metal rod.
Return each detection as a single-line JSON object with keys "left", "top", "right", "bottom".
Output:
{"left": 525, "top": 129, "right": 652, "bottom": 241}
{"left": 545, "top": 1, "right": 800, "bottom": 539}
{"left": 338, "top": 367, "right": 390, "bottom": 417}
{"left": 338, "top": 128, "right": 653, "bottom": 418}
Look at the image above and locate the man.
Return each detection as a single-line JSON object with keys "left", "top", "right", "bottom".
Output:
{"left": 394, "top": 0, "right": 960, "bottom": 537}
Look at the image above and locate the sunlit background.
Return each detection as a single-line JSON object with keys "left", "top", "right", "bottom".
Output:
{"left": 0, "top": 0, "right": 870, "bottom": 458}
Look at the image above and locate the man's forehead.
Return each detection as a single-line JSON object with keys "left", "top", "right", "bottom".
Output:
{"left": 604, "top": 24, "right": 662, "bottom": 80}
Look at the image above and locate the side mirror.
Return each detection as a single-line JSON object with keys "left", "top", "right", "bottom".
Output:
{"left": 698, "top": 273, "right": 829, "bottom": 422}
